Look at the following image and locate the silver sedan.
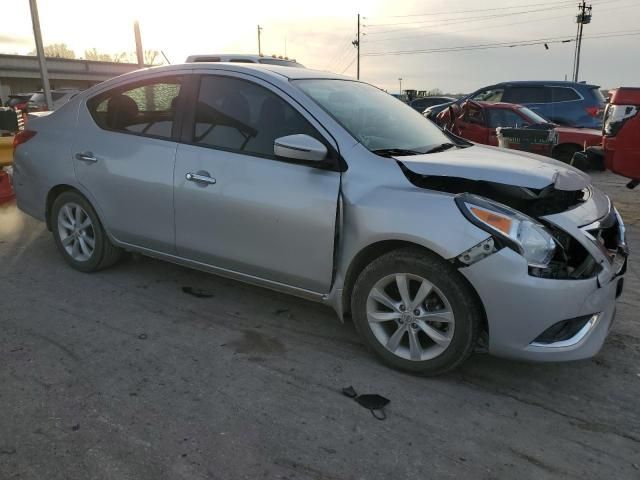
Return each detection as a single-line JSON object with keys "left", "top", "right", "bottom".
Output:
{"left": 12, "top": 63, "right": 627, "bottom": 375}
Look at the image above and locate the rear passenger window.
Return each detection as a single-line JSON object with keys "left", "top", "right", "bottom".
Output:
{"left": 192, "top": 76, "right": 321, "bottom": 158}
{"left": 550, "top": 87, "right": 581, "bottom": 102}
{"left": 89, "top": 77, "right": 182, "bottom": 140}
{"left": 504, "top": 87, "right": 547, "bottom": 104}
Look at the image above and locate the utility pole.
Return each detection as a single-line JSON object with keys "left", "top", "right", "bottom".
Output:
{"left": 572, "top": 1, "right": 592, "bottom": 82}
{"left": 352, "top": 14, "right": 360, "bottom": 79}
{"left": 134, "top": 20, "right": 144, "bottom": 67}
{"left": 398, "top": 77, "right": 403, "bottom": 96}
{"left": 257, "top": 25, "right": 263, "bottom": 56}
{"left": 28, "top": 0, "right": 52, "bottom": 110}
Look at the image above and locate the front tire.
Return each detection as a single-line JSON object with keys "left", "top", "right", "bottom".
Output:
{"left": 351, "top": 248, "right": 481, "bottom": 375}
{"left": 51, "top": 191, "right": 122, "bottom": 272}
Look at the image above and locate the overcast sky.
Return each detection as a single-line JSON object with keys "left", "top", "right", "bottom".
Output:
{"left": 1, "top": 0, "right": 639, "bottom": 93}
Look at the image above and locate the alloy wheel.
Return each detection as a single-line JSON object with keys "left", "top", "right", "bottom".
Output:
{"left": 57, "top": 202, "right": 96, "bottom": 262}
{"left": 366, "top": 273, "right": 455, "bottom": 361}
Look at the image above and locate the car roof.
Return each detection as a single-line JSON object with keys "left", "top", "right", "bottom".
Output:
{"left": 102, "top": 62, "right": 350, "bottom": 85}
{"left": 489, "top": 80, "right": 599, "bottom": 89}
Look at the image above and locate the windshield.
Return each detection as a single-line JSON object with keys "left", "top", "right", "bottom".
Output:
{"left": 294, "top": 79, "right": 451, "bottom": 153}
{"left": 518, "top": 107, "right": 550, "bottom": 124}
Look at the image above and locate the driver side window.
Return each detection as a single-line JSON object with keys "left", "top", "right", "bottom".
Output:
{"left": 192, "top": 76, "right": 321, "bottom": 158}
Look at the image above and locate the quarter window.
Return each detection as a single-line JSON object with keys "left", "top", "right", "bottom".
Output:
{"left": 550, "top": 87, "right": 581, "bottom": 102}
{"left": 192, "top": 76, "right": 320, "bottom": 157}
{"left": 89, "top": 77, "right": 182, "bottom": 139}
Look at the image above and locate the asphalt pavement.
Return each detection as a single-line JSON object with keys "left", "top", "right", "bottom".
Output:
{"left": 0, "top": 171, "right": 638, "bottom": 479}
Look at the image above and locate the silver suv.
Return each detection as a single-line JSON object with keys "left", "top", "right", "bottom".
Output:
{"left": 12, "top": 64, "right": 627, "bottom": 375}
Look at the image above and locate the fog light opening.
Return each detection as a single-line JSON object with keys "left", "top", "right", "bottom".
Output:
{"left": 530, "top": 313, "right": 601, "bottom": 348}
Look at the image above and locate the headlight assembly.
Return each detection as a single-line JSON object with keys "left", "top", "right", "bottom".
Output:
{"left": 455, "top": 193, "right": 556, "bottom": 267}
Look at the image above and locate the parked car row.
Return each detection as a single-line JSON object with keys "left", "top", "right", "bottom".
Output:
{"left": 434, "top": 100, "right": 602, "bottom": 163}
{"left": 424, "top": 80, "right": 605, "bottom": 130}
{"left": 11, "top": 62, "right": 627, "bottom": 375}
{"left": 3, "top": 88, "right": 81, "bottom": 112}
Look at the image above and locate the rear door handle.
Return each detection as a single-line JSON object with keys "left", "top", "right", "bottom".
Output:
{"left": 75, "top": 151, "right": 97, "bottom": 163}
{"left": 185, "top": 172, "right": 216, "bottom": 185}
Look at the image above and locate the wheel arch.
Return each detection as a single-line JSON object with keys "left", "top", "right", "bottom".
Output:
{"left": 45, "top": 184, "right": 77, "bottom": 231}
{"left": 45, "top": 185, "right": 112, "bottom": 241}
{"left": 340, "top": 240, "right": 488, "bottom": 339}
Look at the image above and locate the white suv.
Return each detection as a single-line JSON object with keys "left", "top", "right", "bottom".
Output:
{"left": 185, "top": 54, "right": 304, "bottom": 68}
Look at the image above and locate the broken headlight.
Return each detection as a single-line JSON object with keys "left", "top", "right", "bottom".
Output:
{"left": 456, "top": 193, "right": 556, "bottom": 267}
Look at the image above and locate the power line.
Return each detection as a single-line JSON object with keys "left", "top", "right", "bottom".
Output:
{"left": 363, "top": 0, "right": 629, "bottom": 35}
{"left": 325, "top": 40, "right": 355, "bottom": 70}
{"left": 366, "top": 0, "right": 578, "bottom": 18}
{"left": 339, "top": 57, "right": 356, "bottom": 75}
{"left": 361, "top": 30, "right": 640, "bottom": 57}
{"left": 365, "top": 5, "right": 574, "bottom": 35}
{"left": 328, "top": 42, "right": 356, "bottom": 72}
{"left": 362, "top": 11, "right": 572, "bottom": 43}
{"left": 367, "top": 0, "right": 624, "bottom": 19}
{"left": 361, "top": 0, "right": 639, "bottom": 44}
{"left": 324, "top": 33, "right": 356, "bottom": 70}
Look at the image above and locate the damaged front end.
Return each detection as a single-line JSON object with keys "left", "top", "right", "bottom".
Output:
{"left": 398, "top": 159, "right": 625, "bottom": 283}
{"left": 393, "top": 146, "right": 626, "bottom": 360}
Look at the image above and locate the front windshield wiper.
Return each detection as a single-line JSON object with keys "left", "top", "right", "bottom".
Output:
{"left": 371, "top": 148, "right": 424, "bottom": 158}
{"left": 424, "top": 143, "right": 457, "bottom": 154}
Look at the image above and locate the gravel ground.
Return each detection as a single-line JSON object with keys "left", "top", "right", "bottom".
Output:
{"left": 0, "top": 171, "right": 638, "bottom": 480}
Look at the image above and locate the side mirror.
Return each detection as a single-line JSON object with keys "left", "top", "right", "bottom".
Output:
{"left": 274, "top": 134, "right": 327, "bottom": 162}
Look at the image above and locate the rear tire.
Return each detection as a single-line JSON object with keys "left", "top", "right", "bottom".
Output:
{"left": 51, "top": 191, "right": 122, "bottom": 272}
{"left": 351, "top": 248, "right": 481, "bottom": 376}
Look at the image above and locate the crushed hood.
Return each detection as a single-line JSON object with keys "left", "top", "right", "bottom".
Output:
{"left": 398, "top": 144, "right": 590, "bottom": 191}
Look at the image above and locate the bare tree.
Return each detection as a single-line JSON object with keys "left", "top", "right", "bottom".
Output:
{"left": 426, "top": 88, "right": 444, "bottom": 97}
{"left": 84, "top": 48, "right": 114, "bottom": 62}
{"left": 144, "top": 50, "right": 160, "bottom": 65}
{"left": 30, "top": 43, "right": 76, "bottom": 59}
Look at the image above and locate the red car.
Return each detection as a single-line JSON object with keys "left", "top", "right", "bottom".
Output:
{"left": 436, "top": 100, "right": 602, "bottom": 163}
{"left": 603, "top": 87, "right": 640, "bottom": 186}
{"left": 0, "top": 170, "right": 14, "bottom": 205}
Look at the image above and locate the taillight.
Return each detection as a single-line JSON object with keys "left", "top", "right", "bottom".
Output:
{"left": 585, "top": 106, "right": 602, "bottom": 118}
{"left": 13, "top": 130, "right": 36, "bottom": 152}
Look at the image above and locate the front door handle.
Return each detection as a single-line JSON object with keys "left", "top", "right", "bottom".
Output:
{"left": 75, "top": 151, "right": 97, "bottom": 163}
{"left": 186, "top": 172, "right": 216, "bottom": 185}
